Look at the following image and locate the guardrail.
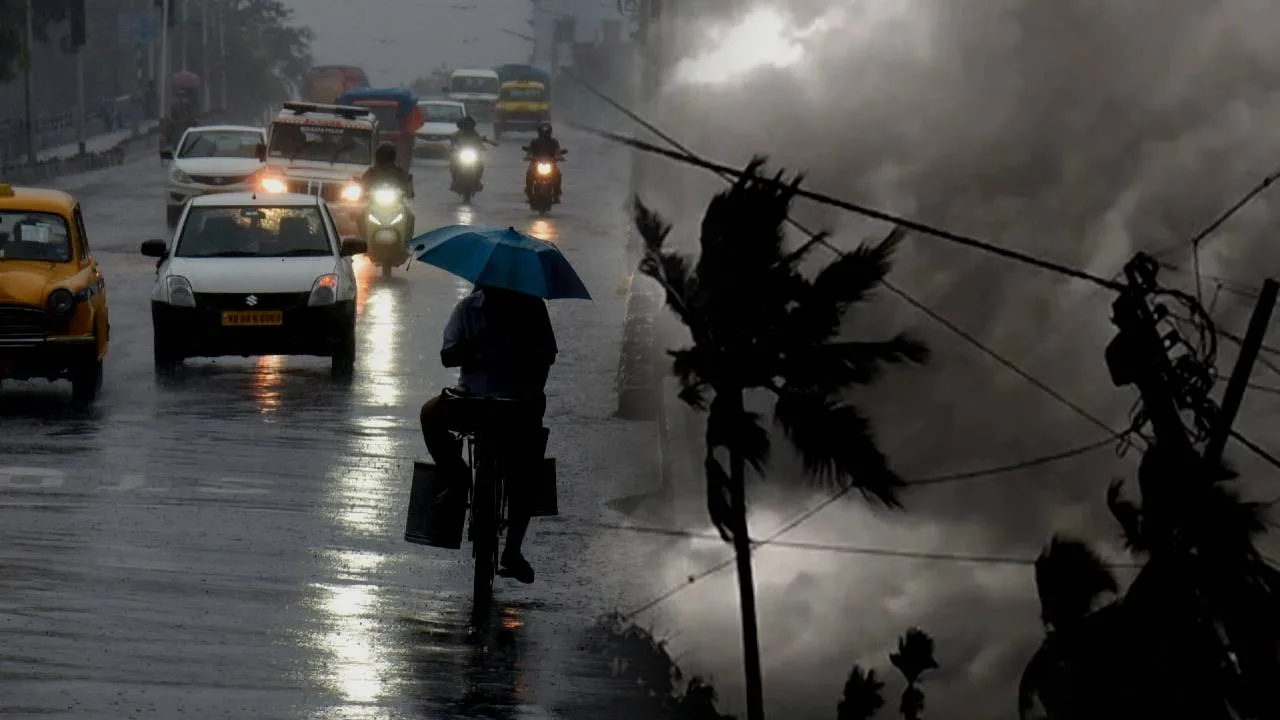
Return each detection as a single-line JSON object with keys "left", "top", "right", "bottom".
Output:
{"left": 0, "top": 95, "right": 146, "bottom": 167}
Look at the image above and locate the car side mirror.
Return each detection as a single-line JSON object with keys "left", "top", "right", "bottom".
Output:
{"left": 254, "top": 143, "right": 266, "bottom": 161}
{"left": 159, "top": 149, "right": 174, "bottom": 160}
{"left": 340, "top": 237, "right": 367, "bottom": 257}
{"left": 140, "top": 239, "right": 168, "bottom": 258}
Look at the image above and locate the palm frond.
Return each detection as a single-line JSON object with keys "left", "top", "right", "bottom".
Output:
{"left": 1034, "top": 535, "right": 1119, "bottom": 630}
{"left": 890, "top": 628, "right": 939, "bottom": 683}
{"left": 812, "top": 230, "right": 901, "bottom": 314}
{"left": 634, "top": 196, "right": 673, "bottom": 254}
{"left": 781, "top": 334, "right": 929, "bottom": 394}
{"left": 838, "top": 665, "right": 885, "bottom": 720}
{"left": 773, "top": 391, "right": 903, "bottom": 507}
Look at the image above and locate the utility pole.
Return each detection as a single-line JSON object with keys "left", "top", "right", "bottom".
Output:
{"left": 23, "top": 0, "right": 35, "bottom": 165}
{"left": 180, "top": 0, "right": 188, "bottom": 71}
{"left": 75, "top": 46, "right": 86, "bottom": 155}
{"left": 1205, "top": 279, "right": 1278, "bottom": 463}
{"left": 1106, "top": 253, "right": 1199, "bottom": 457}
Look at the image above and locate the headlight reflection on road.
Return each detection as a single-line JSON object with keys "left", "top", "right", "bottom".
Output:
{"left": 251, "top": 354, "right": 285, "bottom": 415}
{"left": 361, "top": 290, "right": 402, "bottom": 408}
{"left": 454, "top": 205, "right": 474, "bottom": 226}
{"left": 328, "top": 415, "right": 398, "bottom": 534}
{"left": 311, "top": 581, "right": 393, "bottom": 710}
{"left": 527, "top": 219, "right": 556, "bottom": 243}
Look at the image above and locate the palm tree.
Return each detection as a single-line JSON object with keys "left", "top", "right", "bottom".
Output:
{"left": 837, "top": 666, "right": 885, "bottom": 720}
{"left": 1017, "top": 535, "right": 1132, "bottom": 720}
{"left": 890, "top": 628, "right": 938, "bottom": 720}
{"left": 1105, "top": 445, "right": 1280, "bottom": 719}
{"left": 635, "top": 159, "right": 929, "bottom": 720}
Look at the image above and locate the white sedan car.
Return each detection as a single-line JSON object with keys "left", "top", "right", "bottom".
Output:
{"left": 141, "top": 192, "right": 366, "bottom": 377}
{"left": 161, "top": 125, "right": 266, "bottom": 226}
{"left": 414, "top": 100, "right": 467, "bottom": 157}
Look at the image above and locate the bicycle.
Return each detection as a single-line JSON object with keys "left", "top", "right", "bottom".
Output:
{"left": 405, "top": 389, "right": 557, "bottom": 610}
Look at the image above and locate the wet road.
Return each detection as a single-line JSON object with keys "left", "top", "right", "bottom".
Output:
{"left": 0, "top": 131, "right": 668, "bottom": 717}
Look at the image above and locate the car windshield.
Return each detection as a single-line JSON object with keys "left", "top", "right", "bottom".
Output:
{"left": 175, "top": 206, "right": 333, "bottom": 258}
{"left": 451, "top": 76, "right": 499, "bottom": 94}
{"left": 178, "top": 130, "right": 263, "bottom": 159}
{"left": 501, "top": 87, "right": 545, "bottom": 101}
{"left": 0, "top": 211, "right": 72, "bottom": 262}
{"left": 267, "top": 121, "right": 373, "bottom": 165}
{"left": 422, "top": 103, "right": 464, "bottom": 122}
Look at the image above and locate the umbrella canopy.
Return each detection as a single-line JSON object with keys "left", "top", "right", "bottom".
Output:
{"left": 171, "top": 70, "right": 201, "bottom": 90}
{"left": 411, "top": 225, "right": 591, "bottom": 300}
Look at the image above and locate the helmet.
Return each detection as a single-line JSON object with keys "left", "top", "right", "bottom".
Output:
{"left": 536, "top": 123, "right": 552, "bottom": 137}
{"left": 374, "top": 142, "right": 397, "bottom": 165}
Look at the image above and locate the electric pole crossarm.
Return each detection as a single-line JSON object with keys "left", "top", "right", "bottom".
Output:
{"left": 1205, "top": 279, "right": 1279, "bottom": 464}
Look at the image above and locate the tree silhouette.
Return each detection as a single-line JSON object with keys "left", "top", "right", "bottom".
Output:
{"left": 1020, "top": 448, "right": 1280, "bottom": 719}
{"left": 890, "top": 628, "right": 938, "bottom": 720}
{"left": 837, "top": 666, "right": 884, "bottom": 720}
{"left": 635, "top": 159, "right": 928, "bottom": 720}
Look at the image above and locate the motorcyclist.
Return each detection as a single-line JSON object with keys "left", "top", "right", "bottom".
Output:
{"left": 524, "top": 123, "right": 562, "bottom": 202}
{"left": 419, "top": 284, "right": 558, "bottom": 585}
{"left": 358, "top": 142, "right": 415, "bottom": 237}
{"left": 450, "top": 116, "right": 495, "bottom": 192}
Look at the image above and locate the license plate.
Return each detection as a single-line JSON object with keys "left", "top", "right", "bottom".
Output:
{"left": 221, "top": 311, "right": 283, "bottom": 326}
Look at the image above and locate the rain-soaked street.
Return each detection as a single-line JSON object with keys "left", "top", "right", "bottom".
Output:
{"left": 0, "top": 130, "right": 670, "bottom": 718}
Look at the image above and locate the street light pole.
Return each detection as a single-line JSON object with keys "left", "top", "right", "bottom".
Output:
{"left": 76, "top": 43, "right": 86, "bottom": 155}
{"left": 23, "top": 0, "right": 36, "bottom": 165}
{"left": 201, "top": 0, "right": 209, "bottom": 110}
{"left": 218, "top": 3, "right": 227, "bottom": 112}
{"left": 159, "top": 0, "right": 168, "bottom": 119}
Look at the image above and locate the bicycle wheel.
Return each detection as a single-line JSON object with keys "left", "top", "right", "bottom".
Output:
{"left": 471, "top": 451, "right": 497, "bottom": 606}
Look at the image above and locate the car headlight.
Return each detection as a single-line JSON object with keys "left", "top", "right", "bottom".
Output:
{"left": 47, "top": 288, "right": 74, "bottom": 314}
{"left": 171, "top": 167, "right": 192, "bottom": 184}
{"left": 308, "top": 273, "right": 338, "bottom": 306}
{"left": 457, "top": 148, "right": 478, "bottom": 164}
{"left": 166, "top": 275, "right": 196, "bottom": 307}
{"left": 373, "top": 187, "right": 400, "bottom": 206}
{"left": 259, "top": 176, "right": 287, "bottom": 194}
{"left": 341, "top": 183, "right": 362, "bottom": 202}
{"left": 536, "top": 162, "right": 553, "bottom": 175}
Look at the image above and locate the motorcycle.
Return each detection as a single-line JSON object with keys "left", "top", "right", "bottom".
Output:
{"left": 522, "top": 147, "right": 567, "bottom": 216}
{"left": 450, "top": 144, "right": 484, "bottom": 203}
{"left": 362, "top": 185, "right": 413, "bottom": 278}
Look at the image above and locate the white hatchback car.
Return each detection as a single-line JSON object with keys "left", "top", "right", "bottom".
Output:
{"left": 141, "top": 192, "right": 366, "bottom": 377}
{"left": 161, "top": 125, "right": 266, "bottom": 226}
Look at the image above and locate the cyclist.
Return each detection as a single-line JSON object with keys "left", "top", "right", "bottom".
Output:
{"left": 419, "top": 283, "right": 558, "bottom": 584}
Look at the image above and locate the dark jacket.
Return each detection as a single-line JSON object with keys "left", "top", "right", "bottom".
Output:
{"left": 527, "top": 136, "right": 561, "bottom": 158}
{"left": 452, "top": 128, "right": 486, "bottom": 147}
{"left": 359, "top": 164, "right": 414, "bottom": 199}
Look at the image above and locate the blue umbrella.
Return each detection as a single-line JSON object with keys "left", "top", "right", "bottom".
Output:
{"left": 410, "top": 225, "right": 591, "bottom": 300}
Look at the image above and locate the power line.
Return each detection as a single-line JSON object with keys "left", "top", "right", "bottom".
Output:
{"left": 569, "top": 121, "right": 1125, "bottom": 292}
{"left": 617, "top": 433, "right": 1128, "bottom": 619}
{"left": 595, "top": 521, "right": 1143, "bottom": 567}
{"left": 560, "top": 71, "right": 1132, "bottom": 446}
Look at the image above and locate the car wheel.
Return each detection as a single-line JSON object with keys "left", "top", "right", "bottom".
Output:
{"left": 331, "top": 322, "right": 356, "bottom": 379}
{"left": 70, "top": 358, "right": 103, "bottom": 407}
{"left": 153, "top": 332, "right": 182, "bottom": 373}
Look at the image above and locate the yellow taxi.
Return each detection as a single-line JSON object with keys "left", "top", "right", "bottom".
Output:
{"left": 0, "top": 183, "right": 109, "bottom": 405}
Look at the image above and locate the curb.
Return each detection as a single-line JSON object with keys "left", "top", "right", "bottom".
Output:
{"left": 614, "top": 271, "right": 661, "bottom": 421}
{"left": 0, "top": 126, "right": 161, "bottom": 185}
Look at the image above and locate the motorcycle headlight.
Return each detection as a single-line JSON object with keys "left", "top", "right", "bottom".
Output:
{"left": 366, "top": 213, "right": 383, "bottom": 226}
{"left": 341, "top": 183, "right": 362, "bottom": 202}
{"left": 373, "top": 187, "right": 400, "bottom": 206}
{"left": 170, "top": 167, "right": 193, "bottom": 184}
{"left": 308, "top": 273, "right": 338, "bottom": 306}
{"left": 536, "top": 162, "right": 553, "bottom": 175}
{"left": 47, "top": 288, "right": 74, "bottom": 314}
{"left": 457, "top": 148, "right": 478, "bottom": 164}
{"left": 166, "top": 275, "right": 196, "bottom": 307}
{"left": 388, "top": 213, "right": 404, "bottom": 226}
